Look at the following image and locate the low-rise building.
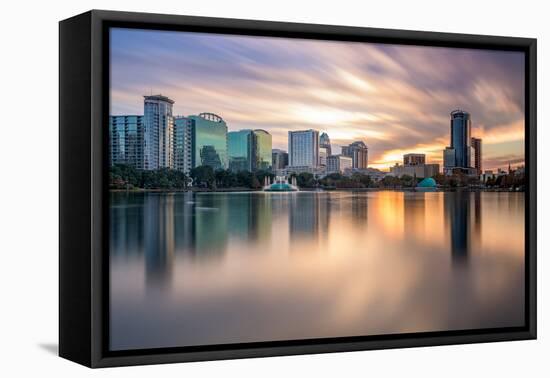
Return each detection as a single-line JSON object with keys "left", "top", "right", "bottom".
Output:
{"left": 326, "top": 155, "right": 353, "bottom": 174}
{"left": 403, "top": 153, "right": 425, "bottom": 166}
{"left": 390, "top": 163, "right": 440, "bottom": 178}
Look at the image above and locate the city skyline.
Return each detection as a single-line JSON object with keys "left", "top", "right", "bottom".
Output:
{"left": 110, "top": 28, "right": 525, "bottom": 171}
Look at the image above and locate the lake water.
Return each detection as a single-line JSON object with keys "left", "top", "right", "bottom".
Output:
{"left": 109, "top": 191, "right": 525, "bottom": 351}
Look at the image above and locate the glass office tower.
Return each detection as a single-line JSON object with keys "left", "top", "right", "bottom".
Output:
{"left": 188, "top": 113, "right": 228, "bottom": 170}
{"left": 228, "top": 129, "right": 272, "bottom": 172}
{"left": 450, "top": 109, "right": 472, "bottom": 168}
{"left": 444, "top": 109, "right": 475, "bottom": 175}
{"left": 228, "top": 130, "right": 255, "bottom": 172}
{"left": 254, "top": 129, "right": 272, "bottom": 171}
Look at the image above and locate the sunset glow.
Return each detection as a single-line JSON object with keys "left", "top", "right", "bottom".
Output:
{"left": 110, "top": 29, "right": 525, "bottom": 171}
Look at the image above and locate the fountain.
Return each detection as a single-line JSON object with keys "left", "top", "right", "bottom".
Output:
{"left": 263, "top": 175, "right": 299, "bottom": 192}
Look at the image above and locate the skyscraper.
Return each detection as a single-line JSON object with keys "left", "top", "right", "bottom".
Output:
{"left": 444, "top": 109, "right": 474, "bottom": 175}
{"left": 254, "top": 129, "right": 272, "bottom": 170}
{"left": 320, "top": 132, "right": 332, "bottom": 156}
{"left": 173, "top": 116, "right": 193, "bottom": 173}
{"left": 228, "top": 129, "right": 255, "bottom": 172}
{"left": 341, "top": 141, "right": 368, "bottom": 169}
{"left": 288, "top": 129, "right": 319, "bottom": 168}
{"left": 109, "top": 115, "right": 144, "bottom": 169}
{"left": 188, "top": 112, "right": 228, "bottom": 170}
{"left": 272, "top": 149, "right": 289, "bottom": 170}
{"left": 471, "top": 137, "right": 482, "bottom": 175}
{"left": 143, "top": 95, "right": 174, "bottom": 170}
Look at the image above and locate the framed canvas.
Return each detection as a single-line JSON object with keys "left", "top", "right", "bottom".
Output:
{"left": 59, "top": 10, "right": 537, "bottom": 368}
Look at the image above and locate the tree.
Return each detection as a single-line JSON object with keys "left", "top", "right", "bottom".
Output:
{"left": 110, "top": 163, "right": 140, "bottom": 188}
{"left": 108, "top": 164, "right": 190, "bottom": 190}
{"left": 190, "top": 165, "right": 215, "bottom": 189}
{"left": 296, "top": 172, "right": 316, "bottom": 188}
{"left": 236, "top": 171, "right": 254, "bottom": 188}
{"left": 215, "top": 169, "right": 235, "bottom": 188}
{"left": 433, "top": 173, "right": 447, "bottom": 186}
{"left": 350, "top": 172, "right": 371, "bottom": 187}
{"left": 400, "top": 174, "right": 416, "bottom": 187}
{"left": 379, "top": 175, "right": 401, "bottom": 188}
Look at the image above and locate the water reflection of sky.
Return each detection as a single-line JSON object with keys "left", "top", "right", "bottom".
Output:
{"left": 109, "top": 191, "right": 525, "bottom": 351}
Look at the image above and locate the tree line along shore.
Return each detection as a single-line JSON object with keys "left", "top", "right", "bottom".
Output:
{"left": 109, "top": 164, "right": 525, "bottom": 192}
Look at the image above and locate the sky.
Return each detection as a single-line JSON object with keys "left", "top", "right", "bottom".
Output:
{"left": 110, "top": 28, "right": 525, "bottom": 172}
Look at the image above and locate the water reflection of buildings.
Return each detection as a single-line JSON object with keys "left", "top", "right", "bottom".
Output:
{"left": 145, "top": 193, "right": 231, "bottom": 286}
{"left": 227, "top": 194, "right": 272, "bottom": 242}
{"left": 403, "top": 192, "right": 426, "bottom": 240}
{"left": 289, "top": 194, "right": 330, "bottom": 242}
{"left": 111, "top": 193, "right": 279, "bottom": 287}
{"left": 110, "top": 193, "right": 145, "bottom": 257}
{"left": 173, "top": 192, "right": 195, "bottom": 252}
{"left": 444, "top": 192, "right": 482, "bottom": 263}
{"left": 351, "top": 194, "right": 368, "bottom": 227}
{"left": 144, "top": 194, "right": 175, "bottom": 287}
{"left": 473, "top": 192, "right": 482, "bottom": 248}
{"left": 191, "top": 195, "right": 229, "bottom": 257}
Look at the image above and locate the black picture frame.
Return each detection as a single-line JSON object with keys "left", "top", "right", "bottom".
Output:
{"left": 59, "top": 9, "right": 537, "bottom": 368}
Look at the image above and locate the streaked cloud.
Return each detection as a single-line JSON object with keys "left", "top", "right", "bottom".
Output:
{"left": 110, "top": 28, "right": 525, "bottom": 171}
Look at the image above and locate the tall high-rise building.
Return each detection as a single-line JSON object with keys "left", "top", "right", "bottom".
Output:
{"left": 173, "top": 116, "right": 193, "bottom": 173}
{"left": 254, "top": 129, "right": 272, "bottom": 170}
{"left": 341, "top": 141, "right": 368, "bottom": 169}
{"left": 272, "top": 149, "right": 289, "bottom": 170}
{"left": 288, "top": 129, "right": 319, "bottom": 168}
{"left": 471, "top": 137, "right": 482, "bottom": 175}
{"left": 228, "top": 129, "right": 256, "bottom": 172}
{"left": 143, "top": 95, "right": 174, "bottom": 170}
{"left": 320, "top": 132, "right": 332, "bottom": 156}
{"left": 404, "top": 153, "right": 425, "bottom": 166}
{"left": 109, "top": 115, "right": 144, "bottom": 169}
{"left": 444, "top": 109, "right": 474, "bottom": 175}
{"left": 188, "top": 112, "right": 228, "bottom": 170}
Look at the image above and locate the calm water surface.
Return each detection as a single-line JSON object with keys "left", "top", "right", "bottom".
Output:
{"left": 110, "top": 191, "right": 524, "bottom": 350}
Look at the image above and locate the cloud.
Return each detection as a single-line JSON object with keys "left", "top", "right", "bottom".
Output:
{"left": 110, "top": 28, "right": 525, "bottom": 171}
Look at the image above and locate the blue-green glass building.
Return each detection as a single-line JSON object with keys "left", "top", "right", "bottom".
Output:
{"left": 227, "top": 129, "right": 273, "bottom": 172}
{"left": 188, "top": 113, "right": 228, "bottom": 170}
{"left": 228, "top": 130, "right": 255, "bottom": 172}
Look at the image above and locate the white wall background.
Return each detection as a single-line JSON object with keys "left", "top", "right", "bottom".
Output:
{"left": 0, "top": 0, "right": 547, "bottom": 376}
